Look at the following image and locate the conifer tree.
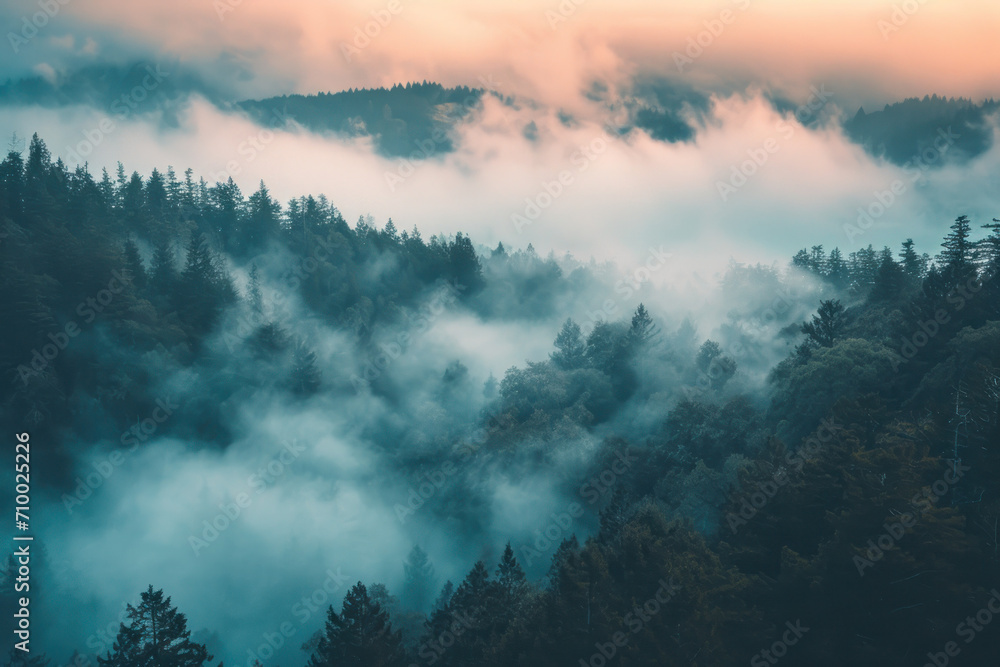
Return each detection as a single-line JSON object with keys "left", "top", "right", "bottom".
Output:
{"left": 98, "top": 586, "right": 214, "bottom": 667}
{"left": 550, "top": 319, "right": 585, "bottom": 370}
{"left": 801, "top": 299, "right": 846, "bottom": 347}
{"left": 308, "top": 582, "right": 405, "bottom": 667}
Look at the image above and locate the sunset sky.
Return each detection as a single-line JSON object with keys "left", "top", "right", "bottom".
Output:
{"left": 5, "top": 0, "right": 998, "bottom": 103}
{"left": 2, "top": 0, "right": 999, "bottom": 271}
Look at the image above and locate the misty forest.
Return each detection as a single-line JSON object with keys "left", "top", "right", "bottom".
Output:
{"left": 0, "top": 129, "right": 998, "bottom": 667}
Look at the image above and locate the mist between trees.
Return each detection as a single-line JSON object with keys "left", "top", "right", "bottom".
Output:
{"left": 1, "top": 135, "right": 1000, "bottom": 666}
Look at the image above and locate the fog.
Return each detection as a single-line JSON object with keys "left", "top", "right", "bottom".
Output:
{"left": 2, "top": 2, "right": 999, "bottom": 664}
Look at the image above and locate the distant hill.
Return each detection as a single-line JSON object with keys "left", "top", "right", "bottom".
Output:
{"left": 237, "top": 82, "right": 485, "bottom": 158}
{"left": 0, "top": 60, "right": 213, "bottom": 128}
{"left": 842, "top": 95, "right": 999, "bottom": 166}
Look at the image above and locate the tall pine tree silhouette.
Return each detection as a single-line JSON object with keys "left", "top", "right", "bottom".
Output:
{"left": 308, "top": 582, "right": 405, "bottom": 667}
{"left": 98, "top": 586, "right": 214, "bottom": 667}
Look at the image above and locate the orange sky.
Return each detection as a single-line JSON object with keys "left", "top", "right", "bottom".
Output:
{"left": 24, "top": 0, "right": 996, "bottom": 104}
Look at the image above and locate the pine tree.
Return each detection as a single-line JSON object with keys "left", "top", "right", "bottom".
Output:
{"left": 383, "top": 218, "right": 399, "bottom": 242}
{"left": 809, "top": 244, "right": 826, "bottom": 275}
{"left": 869, "top": 252, "right": 906, "bottom": 302}
{"left": 402, "top": 545, "right": 436, "bottom": 611}
{"left": 178, "top": 233, "right": 231, "bottom": 332}
{"left": 899, "top": 238, "right": 924, "bottom": 281}
{"left": 483, "top": 373, "right": 499, "bottom": 400}
{"left": 980, "top": 220, "right": 1000, "bottom": 272}
{"left": 0, "top": 149, "right": 24, "bottom": 224}
{"left": 428, "top": 561, "right": 490, "bottom": 666}
{"left": 550, "top": 319, "right": 585, "bottom": 370}
{"left": 97, "top": 586, "right": 214, "bottom": 667}
{"left": 826, "top": 247, "right": 849, "bottom": 290}
{"left": 2, "top": 647, "right": 50, "bottom": 667}
{"left": 791, "top": 249, "right": 810, "bottom": 270}
{"left": 308, "top": 582, "right": 405, "bottom": 667}
{"left": 801, "top": 299, "right": 846, "bottom": 347}
{"left": 23, "top": 133, "right": 54, "bottom": 223}
{"left": 122, "top": 171, "right": 147, "bottom": 236}
{"left": 493, "top": 542, "right": 529, "bottom": 615}
{"left": 123, "top": 237, "right": 147, "bottom": 291}
{"left": 150, "top": 240, "right": 177, "bottom": 296}
{"left": 447, "top": 232, "right": 484, "bottom": 293}
{"left": 976, "top": 220, "right": 1000, "bottom": 319}
{"left": 289, "top": 340, "right": 321, "bottom": 396}
{"left": 242, "top": 181, "right": 280, "bottom": 255}
{"left": 940, "top": 215, "right": 976, "bottom": 284}
{"left": 628, "top": 303, "right": 655, "bottom": 347}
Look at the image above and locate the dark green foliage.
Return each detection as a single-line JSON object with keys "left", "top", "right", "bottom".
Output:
{"left": 177, "top": 233, "right": 236, "bottom": 333}
{"left": 550, "top": 318, "right": 585, "bottom": 370}
{"left": 238, "top": 83, "right": 484, "bottom": 157}
{"left": 800, "top": 299, "right": 846, "bottom": 348}
{"left": 98, "top": 586, "right": 214, "bottom": 667}
{"left": 869, "top": 251, "right": 907, "bottom": 302}
{"left": 939, "top": 215, "right": 977, "bottom": 285}
{"left": 842, "top": 95, "right": 999, "bottom": 165}
{"left": 7, "top": 134, "right": 1000, "bottom": 667}
{"left": 628, "top": 302, "right": 655, "bottom": 347}
{"left": 308, "top": 582, "right": 405, "bottom": 667}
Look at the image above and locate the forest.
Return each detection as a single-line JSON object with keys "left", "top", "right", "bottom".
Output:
{"left": 0, "top": 133, "right": 999, "bottom": 667}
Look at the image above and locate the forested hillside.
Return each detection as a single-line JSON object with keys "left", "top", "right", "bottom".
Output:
{"left": 842, "top": 95, "right": 1000, "bottom": 165}
{"left": 1, "top": 134, "right": 999, "bottom": 666}
{"left": 237, "top": 83, "right": 487, "bottom": 157}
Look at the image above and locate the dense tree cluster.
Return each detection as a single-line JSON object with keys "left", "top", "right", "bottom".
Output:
{"left": 237, "top": 82, "right": 487, "bottom": 158}
{"left": 2, "top": 134, "right": 999, "bottom": 666}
